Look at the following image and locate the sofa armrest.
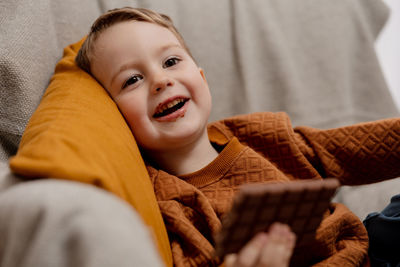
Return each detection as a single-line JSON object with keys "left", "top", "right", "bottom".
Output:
{"left": 0, "top": 179, "right": 164, "bottom": 267}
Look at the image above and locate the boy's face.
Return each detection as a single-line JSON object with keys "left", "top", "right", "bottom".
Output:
{"left": 91, "top": 21, "right": 212, "bottom": 153}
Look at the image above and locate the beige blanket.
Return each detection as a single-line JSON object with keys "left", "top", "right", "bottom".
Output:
{"left": 1, "top": 0, "right": 398, "bottom": 162}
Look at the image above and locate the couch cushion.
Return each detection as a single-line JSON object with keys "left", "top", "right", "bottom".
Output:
{"left": 0, "top": 161, "right": 21, "bottom": 192}
{"left": 9, "top": 39, "right": 172, "bottom": 266}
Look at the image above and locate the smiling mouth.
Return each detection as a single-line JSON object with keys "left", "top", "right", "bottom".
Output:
{"left": 153, "top": 97, "right": 189, "bottom": 118}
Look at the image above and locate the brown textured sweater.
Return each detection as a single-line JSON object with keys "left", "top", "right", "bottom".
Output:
{"left": 147, "top": 112, "right": 400, "bottom": 267}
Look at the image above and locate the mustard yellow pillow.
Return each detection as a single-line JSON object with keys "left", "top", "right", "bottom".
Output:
{"left": 9, "top": 39, "right": 172, "bottom": 266}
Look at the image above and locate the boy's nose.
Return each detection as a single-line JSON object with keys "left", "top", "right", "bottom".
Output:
{"left": 152, "top": 75, "right": 174, "bottom": 94}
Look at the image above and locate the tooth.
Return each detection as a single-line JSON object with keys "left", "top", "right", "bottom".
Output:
{"left": 167, "top": 102, "right": 174, "bottom": 109}
{"left": 156, "top": 98, "right": 185, "bottom": 115}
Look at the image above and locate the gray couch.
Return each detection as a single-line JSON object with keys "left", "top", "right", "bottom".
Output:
{"left": 1, "top": 0, "right": 399, "bottom": 265}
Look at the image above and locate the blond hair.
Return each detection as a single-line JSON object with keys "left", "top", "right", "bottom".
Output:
{"left": 75, "top": 7, "right": 192, "bottom": 74}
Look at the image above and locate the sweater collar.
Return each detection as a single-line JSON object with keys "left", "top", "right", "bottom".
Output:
{"left": 179, "top": 137, "right": 246, "bottom": 188}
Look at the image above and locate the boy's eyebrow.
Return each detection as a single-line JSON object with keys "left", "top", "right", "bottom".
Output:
{"left": 109, "top": 43, "right": 183, "bottom": 87}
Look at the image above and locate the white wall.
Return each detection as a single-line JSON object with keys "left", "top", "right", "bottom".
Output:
{"left": 376, "top": 0, "right": 400, "bottom": 111}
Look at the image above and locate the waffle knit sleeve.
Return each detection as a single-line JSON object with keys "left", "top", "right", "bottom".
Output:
{"left": 294, "top": 118, "right": 400, "bottom": 185}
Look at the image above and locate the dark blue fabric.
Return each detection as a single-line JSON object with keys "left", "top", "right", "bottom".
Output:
{"left": 364, "top": 194, "right": 400, "bottom": 267}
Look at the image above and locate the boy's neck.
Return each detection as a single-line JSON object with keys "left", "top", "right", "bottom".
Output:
{"left": 148, "top": 131, "right": 219, "bottom": 176}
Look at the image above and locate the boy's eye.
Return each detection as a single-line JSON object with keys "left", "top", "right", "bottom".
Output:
{"left": 163, "top": 57, "right": 180, "bottom": 68}
{"left": 123, "top": 75, "right": 143, "bottom": 89}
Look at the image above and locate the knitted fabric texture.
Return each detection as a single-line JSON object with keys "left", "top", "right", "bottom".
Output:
{"left": 147, "top": 112, "right": 400, "bottom": 266}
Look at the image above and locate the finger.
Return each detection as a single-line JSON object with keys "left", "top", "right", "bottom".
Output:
{"left": 258, "top": 223, "right": 296, "bottom": 267}
{"left": 224, "top": 254, "right": 237, "bottom": 267}
{"left": 235, "top": 232, "right": 268, "bottom": 267}
{"left": 273, "top": 223, "right": 296, "bottom": 249}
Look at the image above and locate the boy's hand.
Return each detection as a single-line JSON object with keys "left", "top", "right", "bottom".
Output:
{"left": 224, "top": 223, "right": 296, "bottom": 267}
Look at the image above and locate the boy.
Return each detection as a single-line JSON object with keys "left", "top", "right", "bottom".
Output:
{"left": 76, "top": 7, "right": 400, "bottom": 267}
